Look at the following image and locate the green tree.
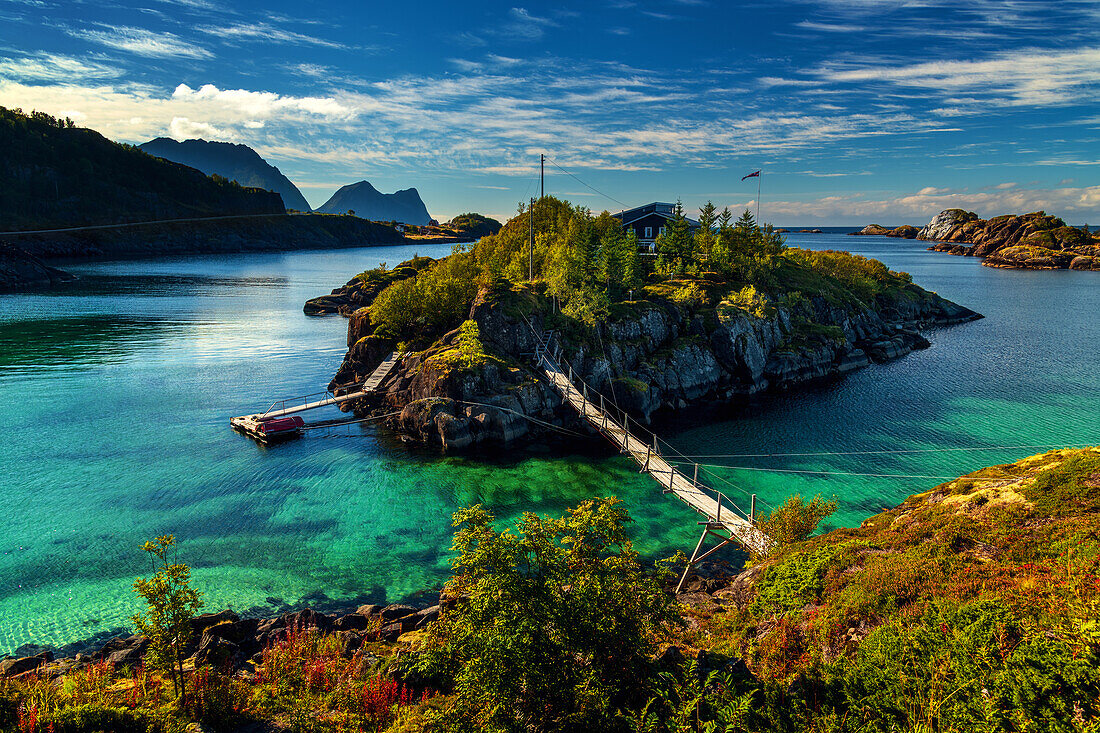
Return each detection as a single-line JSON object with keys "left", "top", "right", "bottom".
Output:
{"left": 132, "top": 535, "right": 203, "bottom": 707}
{"left": 694, "top": 200, "right": 717, "bottom": 265}
{"left": 655, "top": 201, "right": 693, "bottom": 276}
{"left": 755, "top": 494, "right": 837, "bottom": 559}
{"left": 456, "top": 319, "right": 484, "bottom": 366}
{"left": 417, "top": 499, "right": 677, "bottom": 730}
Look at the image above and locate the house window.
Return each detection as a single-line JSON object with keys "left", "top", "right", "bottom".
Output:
{"left": 659, "top": 226, "right": 666, "bottom": 236}
{"left": 644, "top": 226, "right": 653, "bottom": 239}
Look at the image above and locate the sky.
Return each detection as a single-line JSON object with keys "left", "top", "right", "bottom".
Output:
{"left": 1, "top": 0, "right": 1098, "bottom": 225}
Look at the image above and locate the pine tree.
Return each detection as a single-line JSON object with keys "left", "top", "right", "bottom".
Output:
{"left": 695, "top": 201, "right": 717, "bottom": 265}
{"left": 656, "top": 201, "right": 693, "bottom": 275}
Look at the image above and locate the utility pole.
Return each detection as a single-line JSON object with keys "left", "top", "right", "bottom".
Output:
{"left": 540, "top": 154, "right": 544, "bottom": 200}
{"left": 529, "top": 197, "right": 535, "bottom": 281}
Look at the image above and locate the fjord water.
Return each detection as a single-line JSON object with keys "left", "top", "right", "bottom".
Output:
{"left": 0, "top": 235, "right": 1096, "bottom": 655}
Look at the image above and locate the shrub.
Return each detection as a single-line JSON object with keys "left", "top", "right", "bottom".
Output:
{"left": 723, "top": 284, "right": 771, "bottom": 318}
{"left": 415, "top": 499, "right": 677, "bottom": 730}
{"left": 131, "top": 535, "right": 202, "bottom": 708}
{"left": 755, "top": 494, "right": 837, "bottom": 559}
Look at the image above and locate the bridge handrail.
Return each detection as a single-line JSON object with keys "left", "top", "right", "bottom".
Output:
{"left": 528, "top": 326, "right": 759, "bottom": 528}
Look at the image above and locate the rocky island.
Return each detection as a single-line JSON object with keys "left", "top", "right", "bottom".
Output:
{"left": 853, "top": 209, "right": 1100, "bottom": 270}
{"left": 309, "top": 198, "right": 980, "bottom": 450}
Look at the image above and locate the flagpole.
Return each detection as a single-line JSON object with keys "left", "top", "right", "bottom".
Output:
{"left": 756, "top": 172, "right": 762, "bottom": 226}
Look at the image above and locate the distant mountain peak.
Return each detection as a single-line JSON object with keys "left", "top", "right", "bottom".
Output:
{"left": 316, "top": 180, "right": 431, "bottom": 225}
{"left": 138, "top": 137, "right": 311, "bottom": 212}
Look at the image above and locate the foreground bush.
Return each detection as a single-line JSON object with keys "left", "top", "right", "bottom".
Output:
{"left": 413, "top": 498, "right": 677, "bottom": 731}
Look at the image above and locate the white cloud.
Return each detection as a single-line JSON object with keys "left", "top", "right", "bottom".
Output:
{"left": 817, "top": 47, "right": 1100, "bottom": 109}
{"left": 0, "top": 53, "right": 120, "bottom": 82}
{"left": 168, "top": 116, "right": 228, "bottom": 139}
{"left": 64, "top": 24, "right": 213, "bottom": 59}
{"left": 750, "top": 184, "right": 1100, "bottom": 222}
{"left": 198, "top": 22, "right": 347, "bottom": 49}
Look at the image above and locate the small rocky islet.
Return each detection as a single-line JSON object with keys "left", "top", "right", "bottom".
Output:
{"left": 308, "top": 252, "right": 980, "bottom": 451}
{"left": 852, "top": 208, "right": 1100, "bottom": 270}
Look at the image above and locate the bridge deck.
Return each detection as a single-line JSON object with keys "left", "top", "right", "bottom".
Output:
{"left": 232, "top": 352, "right": 401, "bottom": 441}
{"left": 539, "top": 355, "right": 769, "bottom": 556}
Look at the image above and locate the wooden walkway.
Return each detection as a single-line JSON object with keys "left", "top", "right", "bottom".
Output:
{"left": 232, "top": 352, "right": 401, "bottom": 442}
{"left": 534, "top": 343, "right": 771, "bottom": 565}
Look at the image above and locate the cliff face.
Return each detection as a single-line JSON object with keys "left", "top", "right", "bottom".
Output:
{"left": 331, "top": 280, "right": 980, "bottom": 450}
{"left": 917, "top": 209, "right": 1100, "bottom": 270}
{"left": 139, "top": 137, "right": 311, "bottom": 212}
{"left": 316, "top": 181, "right": 432, "bottom": 225}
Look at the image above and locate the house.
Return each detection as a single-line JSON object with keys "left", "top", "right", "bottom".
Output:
{"left": 612, "top": 203, "right": 700, "bottom": 253}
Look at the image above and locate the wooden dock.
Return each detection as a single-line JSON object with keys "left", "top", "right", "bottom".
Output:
{"left": 531, "top": 334, "right": 770, "bottom": 580}
{"left": 231, "top": 352, "right": 400, "bottom": 442}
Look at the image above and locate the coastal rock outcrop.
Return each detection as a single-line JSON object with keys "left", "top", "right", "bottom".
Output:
{"left": 916, "top": 209, "right": 1099, "bottom": 270}
{"left": 849, "top": 224, "right": 920, "bottom": 238}
{"left": 0, "top": 242, "right": 74, "bottom": 291}
{"left": 331, "top": 280, "right": 980, "bottom": 450}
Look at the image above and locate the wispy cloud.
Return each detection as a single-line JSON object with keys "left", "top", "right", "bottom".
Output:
{"left": 198, "top": 22, "right": 349, "bottom": 49}
{"left": 493, "top": 7, "right": 558, "bottom": 40}
{"left": 63, "top": 24, "right": 213, "bottom": 59}
{"left": 0, "top": 52, "right": 121, "bottom": 82}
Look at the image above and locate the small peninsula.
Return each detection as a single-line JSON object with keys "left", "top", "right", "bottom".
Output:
{"left": 854, "top": 209, "right": 1100, "bottom": 270}
{"left": 309, "top": 198, "right": 980, "bottom": 450}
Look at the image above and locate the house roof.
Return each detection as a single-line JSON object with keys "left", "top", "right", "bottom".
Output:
{"left": 613, "top": 202, "right": 700, "bottom": 228}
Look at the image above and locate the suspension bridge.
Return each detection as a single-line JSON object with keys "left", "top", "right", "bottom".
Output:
{"left": 529, "top": 326, "right": 772, "bottom": 585}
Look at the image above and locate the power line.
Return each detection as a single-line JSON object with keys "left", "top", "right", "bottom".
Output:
{"left": 544, "top": 156, "right": 630, "bottom": 208}
{"left": 670, "top": 462, "right": 961, "bottom": 480}
{"left": 666, "top": 443, "right": 1096, "bottom": 460}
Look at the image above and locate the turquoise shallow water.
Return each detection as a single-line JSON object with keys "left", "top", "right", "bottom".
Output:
{"left": 0, "top": 235, "right": 1097, "bottom": 655}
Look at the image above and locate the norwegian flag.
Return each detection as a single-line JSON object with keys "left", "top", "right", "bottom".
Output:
{"left": 741, "top": 170, "right": 761, "bottom": 181}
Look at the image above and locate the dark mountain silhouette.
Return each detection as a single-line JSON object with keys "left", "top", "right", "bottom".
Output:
{"left": 0, "top": 107, "right": 283, "bottom": 230}
{"left": 139, "top": 137, "right": 310, "bottom": 212}
{"left": 316, "top": 181, "right": 431, "bottom": 225}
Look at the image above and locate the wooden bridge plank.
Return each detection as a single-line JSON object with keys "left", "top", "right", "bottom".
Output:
{"left": 537, "top": 353, "right": 769, "bottom": 555}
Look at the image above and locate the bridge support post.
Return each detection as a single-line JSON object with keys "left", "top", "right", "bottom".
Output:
{"left": 676, "top": 525, "right": 743, "bottom": 594}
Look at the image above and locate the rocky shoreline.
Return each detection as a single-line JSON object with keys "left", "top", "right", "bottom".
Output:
{"left": 1, "top": 214, "right": 406, "bottom": 266}
{"left": 0, "top": 242, "right": 75, "bottom": 292}
{"left": 0, "top": 601, "right": 442, "bottom": 682}
{"left": 326, "top": 276, "right": 980, "bottom": 451}
{"left": 853, "top": 209, "right": 1100, "bottom": 270}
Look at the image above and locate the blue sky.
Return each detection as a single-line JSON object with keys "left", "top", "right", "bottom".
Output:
{"left": 1, "top": 0, "right": 1098, "bottom": 224}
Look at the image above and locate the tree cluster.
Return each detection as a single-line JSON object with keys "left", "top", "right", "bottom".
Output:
{"left": 655, "top": 201, "right": 786, "bottom": 280}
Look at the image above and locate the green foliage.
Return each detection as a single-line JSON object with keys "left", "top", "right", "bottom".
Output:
{"left": 755, "top": 494, "right": 837, "bottom": 558}
{"left": 446, "top": 213, "right": 503, "bottom": 238}
{"left": 655, "top": 201, "right": 695, "bottom": 276}
{"left": 784, "top": 249, "right": 913, "bottom": 304}
{"left": 752, "top": 542, "right": 858, "bottom": 615}
{"left": 722, "top": 284, "right": 772, "bottom": 319}
{"left": 369, "top": 253, "right": 478, "bottom": 341}
{"left": 132, "top": 535, "right": 203, "bottom": 708}
{"left": 0, "top": 106, "right": 284, "bottom": 229}
{"left": 415, "top": 499, "right": 678, "bottom": 730}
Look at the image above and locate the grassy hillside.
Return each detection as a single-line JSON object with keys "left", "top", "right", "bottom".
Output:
{"left": 0, "top": 107, "right": 284, "bottom": 230}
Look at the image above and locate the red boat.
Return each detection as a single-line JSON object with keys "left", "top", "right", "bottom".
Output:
{"left": 257, "top": 416, "right": 305, "bottom": 439}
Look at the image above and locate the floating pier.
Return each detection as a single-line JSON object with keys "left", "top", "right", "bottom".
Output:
{"left": 231, "top": 351, "right": 400, "bottom": 443}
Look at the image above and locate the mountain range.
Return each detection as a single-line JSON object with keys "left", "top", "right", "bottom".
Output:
{"left": 0, "top": 107, "right": 284, "bottom": 231}
{"left": 139, "top": 137, "right": 310, "bottom": 212}
{"left": 316, "top": 181, "right": 432, "bottom": 225}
